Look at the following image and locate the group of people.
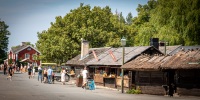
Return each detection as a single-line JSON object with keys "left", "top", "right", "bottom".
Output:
{"left": 1, "top": 63, "right": 15, "bottom": 81}
{"left": 36, "top": 66, "right": 54, "bottom": 84}
{"left": 2, "top": 62, "right": 91, "bottom": 89}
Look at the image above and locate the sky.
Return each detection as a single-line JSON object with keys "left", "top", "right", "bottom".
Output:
{"left": 0, "top": 0, "right": 148, "bottom": 50}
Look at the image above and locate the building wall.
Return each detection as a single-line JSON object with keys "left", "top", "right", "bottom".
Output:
{"left": 135, "top": 71, "right": 167, "bottom": 95}
{"left": 175, "top": 70, "right": 200, "bottom": 96}
{"left": 139, "top": 86, "right": 166, "bottom": 95}
{"left": 177, "top": 88, "right": 200, "bottom": 96}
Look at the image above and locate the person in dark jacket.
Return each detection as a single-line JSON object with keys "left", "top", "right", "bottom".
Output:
{"left": 3, "top": 63, "right": 7, "bottom": 75}
{"left": 28, "top": 64, "right": 32, "bottom": 79}
{"left": 7, "top": 64, "right": 14, "bottom": 81}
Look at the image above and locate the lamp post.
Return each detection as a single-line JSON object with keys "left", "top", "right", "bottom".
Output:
{"left": 121, "top": 37, "right": 126, "bottom": 93}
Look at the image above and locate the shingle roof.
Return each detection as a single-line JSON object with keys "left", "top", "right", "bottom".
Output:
{"left": 86, "top": 46, "right": 160, "bottom": 66}
{"left": 121, "top": 54, "right": 169, "bottom": 71}
{"left": 11, "top": 45, "right": 27, "bottom": 53}
{"left": 161, "top": 49, "right": 200, "bottom": 69}
{"left": 66, "top": 47, "right": 110, "bottom": 66}
{"left": 169, "top": 45, "right": 200, "bottom": 55}
{"left": 159, "top": 45, "right": 181, "bottom": 55}
{"left": 121, "top": 46, "right": 200, "bottom": 70}
{"left": 11, "top": 45, "right": 40, "bottom": 54}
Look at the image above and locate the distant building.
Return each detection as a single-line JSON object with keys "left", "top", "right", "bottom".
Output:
{"left": 7, "top": 42, "right": 41, "bottom": 66}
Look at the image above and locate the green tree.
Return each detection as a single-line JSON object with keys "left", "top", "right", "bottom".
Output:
{"left": 0, "top": 19, "right": 10, "bottom": 63}
{"left": 149, "top": 0, "right": 200, "bottom": 45}
{"left": 131, "top": 0, "right": 157, "bottom": 46}
{"left": 133, "top": 0, "right": 200, "bottom": 46}
{"left": 36, "top": 3, "right": 130, "bottom": 63}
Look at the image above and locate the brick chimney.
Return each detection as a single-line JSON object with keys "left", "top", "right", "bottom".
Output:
{"left": 80, "top": 38, "right": 89, "bottom": 60}
{"left": 150, "top": 38, "right": 159, "bottom": 49}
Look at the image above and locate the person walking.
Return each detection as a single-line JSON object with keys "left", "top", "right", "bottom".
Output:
{"left": 38, "top": 66, "right": 43, "bottom": 83}
{"left": 82, "top": 66, "right": 88, "bottom": 89}
{"left": 32, "top": 66, "right": 35, "bottom": 78}
{"left": 61, "top": 67, "right": 66, "bottom": 85}
{"left": 27, "top": 65, "right": 32, "bottom": 79}
{"left": 43, "top": 68, "right": 48, "bottom": 83}
{"left": 3, "top": 63, "right": 7, "bottom": 75}
{"left": 47, "top": 67, "right": 53, "bottom": 84}
{"left": 7, "top": 64, "right": 14, "bottom": 81}
{"left": 20, "top": 64, "right": 23, "bottom": 73}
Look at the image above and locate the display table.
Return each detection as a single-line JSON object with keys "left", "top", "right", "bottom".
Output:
{"left": 116, "top": 77, "right": 130, "bottom": 87}
{"left": 103, "top": 77, "right": 116, "bottom": 87}
{"left": 94, "top": 74, "right": 104, "bottom": 83}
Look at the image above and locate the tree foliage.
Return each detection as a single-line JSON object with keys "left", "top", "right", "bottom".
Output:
{"left": 36, "top": 1, "right": 200, "bottom": 63}
{"left": 0, "top": 19, "right": 10, "bottom": 63}
{"left": 36, "top": 4, "right": 130, "bottom": 63}
{"left": 133, "top": 0, "right": 200, "bottom": 46}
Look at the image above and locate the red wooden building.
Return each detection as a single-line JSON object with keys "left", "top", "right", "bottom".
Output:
{"left": 7, "top": 42, "right": 41, "bottom": 66}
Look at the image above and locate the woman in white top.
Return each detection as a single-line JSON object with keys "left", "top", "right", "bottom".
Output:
{"left": 61, "top": 67, "right": 66, "bottom": 85}
{"left": 82, "top": 67, "right": 88, "bottom": 88}
{"left": 32, "top": 67, "right": 35, "bottom": 78}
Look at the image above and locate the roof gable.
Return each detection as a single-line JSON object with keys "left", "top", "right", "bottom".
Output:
{"left": 11, "top": 45, "right": 40, "bottom": 54}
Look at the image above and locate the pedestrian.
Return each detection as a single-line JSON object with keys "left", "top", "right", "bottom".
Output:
{"left": 47, "top": 67, "right": 53, "bottom": 84}
{"left": 7, "top": 64, "right": 14, "bottom": 81}
{"left": 61, "top": 67, "right": 66, "bottom": 85}
{"left": 81, "top": 66, "right": 88, "bottom": 89}
{"left": 27, "top": 65, "right": 32, "bottom": 79}
{"left": 12, "top": 63, "right": 15, "bottom": 76}
{"left": 3, "top": 63, "right": 7, "bottom": 75}
{"left": 38, "top": 65, "right": 43, "bottom": 83}
{"left": 20, "top": 64, "right": 23, "bottom": 73}
{"left": 43, "top": 67, "right": 47, "bottom": 83}
{"left": 32, "top": 66, "right": 35, "bottom": 78}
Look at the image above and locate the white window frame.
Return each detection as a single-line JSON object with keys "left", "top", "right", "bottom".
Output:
{"left": 25, "top": 53, "right": 30, "bottom": 59}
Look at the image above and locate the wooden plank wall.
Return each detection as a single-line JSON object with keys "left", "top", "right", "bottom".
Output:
{"left": 136, "top": 71, "right": 167, "bottom": 95}
{"left": 176, "top": 70, "right": 200, "bottom": 96}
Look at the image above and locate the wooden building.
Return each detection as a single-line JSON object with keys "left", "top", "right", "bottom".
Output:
{"left": 66, "top": 39, "right": 110, "bottom": 77}
{"left": 66, "top": 47, "right": 110, "bottom": 77}
{"left": 121, "top": 54, "right": 169, "bottom": 95}
{"left": 161, "top": 46, "right": 200, "bottom": 96}
{"left": 86, "top": 46, "right": 162, "bottom": 89}
{"left": 121, "top": 46, "right": 200, "bottom": 96}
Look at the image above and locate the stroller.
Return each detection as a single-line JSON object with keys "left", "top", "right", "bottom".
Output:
{"left": 85, "top": 78, "right": 95, "bottom": 90}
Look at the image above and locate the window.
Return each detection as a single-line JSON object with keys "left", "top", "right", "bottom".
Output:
{"left": 25, "top": 53, "right": 30, "bottom": 59}
{"left": 27, "top": 47, "right": 31, "bottom": 51}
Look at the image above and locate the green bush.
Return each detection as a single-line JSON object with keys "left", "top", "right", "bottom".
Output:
{"left": 126, "top": 88, "right": 142, "bottom": 94}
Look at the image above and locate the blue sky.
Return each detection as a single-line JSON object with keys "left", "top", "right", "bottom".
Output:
{"left": 0, "top": 0, "right": 148, "bottom": 50}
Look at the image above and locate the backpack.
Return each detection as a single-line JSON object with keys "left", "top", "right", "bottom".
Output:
{"left": 38, "top": 69, "right": 42, "bottom": 74}
{"left": 28, "top": 68, "right": 32, "bottom": 72}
